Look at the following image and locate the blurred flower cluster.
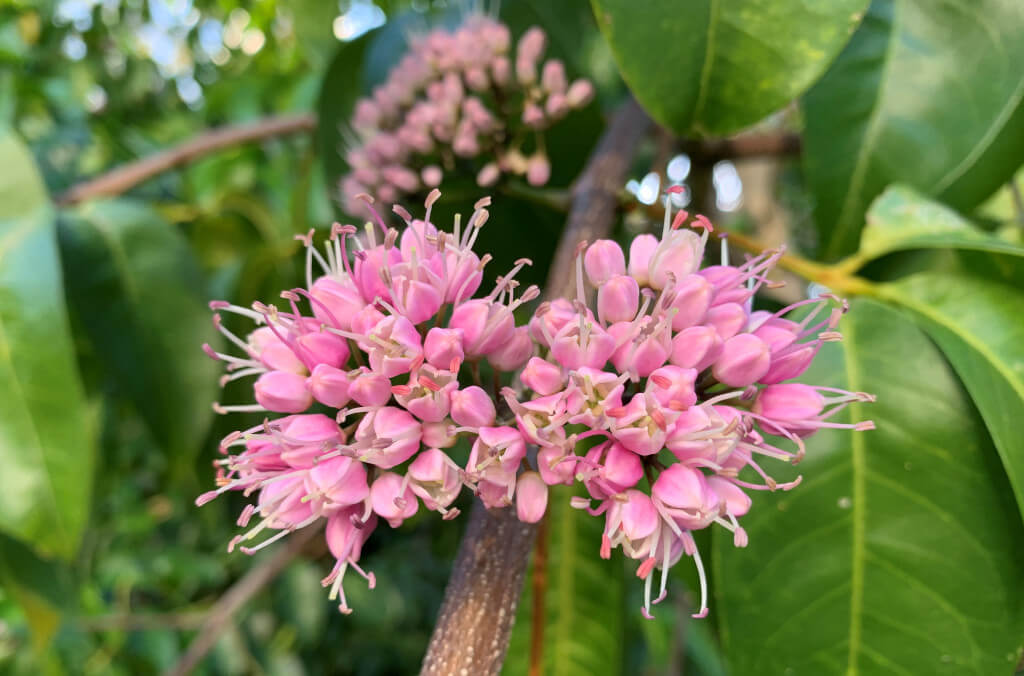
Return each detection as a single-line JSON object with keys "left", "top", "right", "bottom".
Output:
{"left": 199, "top": 188, "right": 872, "bottom": 617}
{"left": 339, "top": 15, "right": 594, "bottom": 215}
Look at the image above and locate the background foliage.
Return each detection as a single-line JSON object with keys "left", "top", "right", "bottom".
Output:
{"left": 1, "top": 0, "right": 1022, "bottom": 674}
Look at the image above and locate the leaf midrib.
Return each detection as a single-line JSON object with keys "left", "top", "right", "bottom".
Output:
{"left": 691, "top": 0, "right": 719, "bottom": 128}
{"left": 843, "top": 313, "right": 866, "bottom": 675}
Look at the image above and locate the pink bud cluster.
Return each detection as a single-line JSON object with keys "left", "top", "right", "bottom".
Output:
{"left": 340, "top": 15, "right": 594, "bottom": 215}
{"left": 198, "top": 191, "right": 539, "bottom": 614}
{"left": 505, "top": 189, "right": 875, "bottom": 619}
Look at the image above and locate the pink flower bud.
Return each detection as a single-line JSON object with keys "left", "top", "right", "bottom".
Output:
{"left": 448, "top": 299, "right": 515, "bottom": 357}
{"left": 666, "top": 274, "right": 712, "bottom": 330}
{"left": 307, "top": 363, "right": 352, "bottom": 408}
{"left": 409, "top": 448, "right": 461, "bottom": 510}
{"left": 424, "top": 327, "right": 465, "bottom": 370}
{"left": 646, "top": 366, "right": 697, "bottom": 410}
{"left": 421, "top": 421, "right": 457, "bottom": 448}
{"left": 652, "top": 464, "right": 719, "bottom": 530}
{"left": 356, "top": 407, "right": 422, "bottom": 469}
{"left": 628, "top": 234, "right": 659, "bottom": 286}
{"left": 249, "top": 327, "right": 305, "bottom": 374}
{"left": 307, "top": 456, "right": 369, "bottom": 509}
{"left": 705, "top": 302, "right": 748, "bottom": 341}
{"left": 538, "top": 445, "right": 576, "bottom": 485}
{"left": 754, "top": 384, "right": 824, "bottom": 421}
{"left": 451, "top": 386, "right": 497, "bottom": 427}
{"left": 491, "top": 56, "right": 511, "bottom": 86}
{"left": 348, "top": 368, "right": 392, "bottom": 407}
{"left": 309, "top": 277, "right": 364, "bottom": 331}
{"left": 467, "top": 426, "right": 526, "bottom": 486}
{"left": 761, "top": 343, "right": 818, "bottom": 384}
{"left": 297, "top": 331, "right": 350, "bottom": 369}
{"left": 669, "top": 325, "right": 723, "bottom": 371}
{"left": 566, "top": 79, "right": 594, "bottom": 108}
{"left": 615, "top": 489, "right": 659, "bottom": 543}
{"left": 515, "top": 27, "right": 546, "bottom": 84}
{"left": 477, "top": 479, "right": 513, "bottom": 508}
{"left": 545, "top": 93, "right": 569, "bottom": 119}
{"left": 326, "top": 507, "right": 376, "bottom": 563}
{"left": 713, "top": 334, "right": 771, "bottom": 387}
{"left": 370, "top": 472, "right": 418, "bottom": 528}
{"left": 254, "top": 371, "right": 313, "bottom": 413}
{"left": 526, "top": 153, "right": 551, "bottom": 186}
{"left": 529, "top": 298, "right": 576, "bottom": 346}
{"left": 595, "top": 275, "right": 639, "bottom": 325}
{"left": 465, "top": 65, "right": 490, "bottom": 91}
{"left": 476, "top": 162, "right": 501, "bottom": 187}
{"left": 585, "top": 240, "right": 627, "bottom": 285}
{"left": 648, "top": 230, "right": 704, "bottom": 291}
{"left": 367, "top": 316, "right": 423, "bottom": 378}
{"left": 421, "top": 165, "right": 443, "bottom": 188}
{"left": 541, "top": 59, "right": 567, "bottom": 93}
{"left": 488, "top": 325, "right": 533, "bottom": 371}
{"left": 353, "top": 244, "right": 401, "bottom": 304}
{"left": 609, "top": 394, "right": 667, "bottom": 456}
{"left": 516, "top": 471, "right": 548, "bottom": 523}
{"left": 752, "top": 317, "right": 800, "bottom": 352}
{"left": 522, "top": 102, "right": 545, "bottom": 128}
{"left": 706, "top": 476, "right": 751, "bottom": 518}
{"left": 278, "top": 414, "right": 343, "bottom": 467}
{"left": 520, "top": 357, "right": 564, "bottom": 396}
{"left": 551, "top": 319, "right": 616, "bottom": 370}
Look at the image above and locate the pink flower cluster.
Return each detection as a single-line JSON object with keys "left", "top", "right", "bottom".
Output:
{"left": 198, "top": 191, "right": 539, "bottom": 614}
{"left": 340, "top": 15, "right": 594, "bottom": 215}
{"left": 504, "top": 189, "right": 875, "bottom": 618}
{"left": 198, "top": 187, "right": 874, "bottom": 619}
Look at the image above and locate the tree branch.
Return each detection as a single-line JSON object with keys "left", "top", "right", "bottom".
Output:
{"left": 57, "top": 113, "right": 316, "bottom": 206}
{"left": 419, "top": 97, "right": 652, "bottom": 676}
{"left": 678, "top": 132, "right": 802, "bottom": 164}
{"left": 164, "top": 526, "right": 320, "bottom": 676}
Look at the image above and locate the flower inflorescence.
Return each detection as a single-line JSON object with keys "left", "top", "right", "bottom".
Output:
{"left": 198, "top": 188, "right": 873, "bottom": 618}
{"left": 339, "top": 15, "right": 594, "bottom": 215}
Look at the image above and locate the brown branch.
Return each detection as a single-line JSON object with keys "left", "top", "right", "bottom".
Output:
{"left": 528, "top": 507, "right": 549, "bottom": 676}
{"left": 546, "top": 98, "right": 654, "bottom": 300}
{"left": 419, "top": 97, "right": 652, "bottom": 676}
{"left": 164, "top": 526, "right": 320, "bottom": 676}
{"left": 56, "top": 113, "right": 316, "bottom": 206}
{"left": 678, "top": 132, "right": 802, "bottom": 164}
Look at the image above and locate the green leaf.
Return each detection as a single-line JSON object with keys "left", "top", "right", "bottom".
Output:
{"left": 58, "top": 200, "right": 218, "bottom": 466}
{"left": 715, "top": 299, "right": 1024, "bottom": 674}
{"left": 878, "top": 273, "right": 1024, "bottom": 523}
{"left": 591, "top": 0, "right": 868, "bottom": 135}
{"left": 0, "top": 128, "right": 95, "bottom": 559}
{"left": 316, "top": 31, "right": 373, "bottom": 214}
{"left": 0, "top": 533, "right": 73, "bottom": 653}
{"left": 804, "top": 0, "right": 1024, "bottom": 259}
{"left": 505, "top": 486, "right": 625, "bottom": 675}
{"left": 856, "top": 185, "right": 1024, "bottom": 264}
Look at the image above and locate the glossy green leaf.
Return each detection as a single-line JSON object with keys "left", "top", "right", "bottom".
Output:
{"left": 591, "top": 0, "right": 868, "bottom": 135}
{"left": 0, "top": 129, "right": 95, "bottom": 559}
{"left": 879, "top": 273, "right": 1024, "bottom": 523}
{"left": 58, "top": 200, "right": 218, "bottom": 465}
{"left": 715, "top": 300, "right": 1024, "bottom": 674}
{"left": 505, "top": 486, "right": 625, "bottom": 675}
{"left": 804, "top": 0, "right": 1024, "bottom": 258}
{"left": 857, "top": 185, "right": 1024, "bottom": 265}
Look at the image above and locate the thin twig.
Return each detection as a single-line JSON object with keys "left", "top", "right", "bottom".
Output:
{"left": 57, "top": 113, "right": 316, "bottom": 206}
{"left": 76, "top": 611, "right": 207, "bottom": 632}
{"left": 419, "top": 97, "right": 653, "bottom": 676}
{"left": 164, "top": 526, "right": 320, "bottom": 676}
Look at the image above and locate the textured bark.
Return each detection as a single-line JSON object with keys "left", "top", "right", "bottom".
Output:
{"left": 420, "top": 503, "right": 537, "bottom": 676}
{"left": 419, "top": 98, "right": 652, "bottom": 676}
